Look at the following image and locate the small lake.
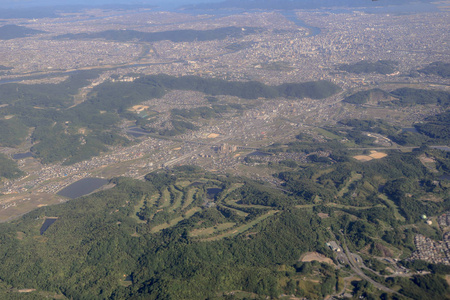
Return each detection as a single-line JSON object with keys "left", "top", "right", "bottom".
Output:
{"left": 40, "top": 218, "right": 58, "bottom": 235}
{"left": 13, "top": 152, "right": 33, "bottom": 159}
{"left": 206, "top": 188, "right": 223, "bottom": 199}
{"left": 57, "top": 177, "right": 109, "bottom": 199}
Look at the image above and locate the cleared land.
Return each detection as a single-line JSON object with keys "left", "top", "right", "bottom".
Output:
{"left": 201, "top": 210, "right": 279, "bottom": 241}
{"left": 354, "top": 151, "right": 388, "bottom": 161}
{"left": 301, "top": 252, "right": 336, "bottom": 266}
{"left": 189, "top": 222, "right": 236, "bottom": 237}
{"left": 337, "top": 172, "right": 363, "bottom": 197}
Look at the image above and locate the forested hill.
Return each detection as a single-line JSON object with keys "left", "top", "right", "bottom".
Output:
{"left": 0, "top": 153, "right": 24, "bottom": 180}
{"left": 337, "top": 60, "right": 399, "bottom": 75}
{"left": 418, "top": 62, "right": 450, "bottom": 78}
{"left": 0, "top": 25, "right": 45, "bottom": 40}
{"left": 84, "top": 74, "right": 341, "bottom": 119}
{"left": 0, "top": 140, "right": 449, "bottom": 299}
{"left": 343, "top": 87, "right": 450, "bottom": 107}
{"left": 55, "top": 27, "right": 259, "bottom": 43}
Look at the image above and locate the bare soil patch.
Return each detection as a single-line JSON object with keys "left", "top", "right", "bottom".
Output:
{"left": 318, "top": 213, "right": 329, "bottom": 219}
{"left": 128, "top": 105, "right": 149, "bottom": 112}
{"left": 301, "top": 252, "right": 335, "bottom": 266}
{"left": 354, "top": 155, "right": 373, "bottom": 162}
{"left": 369, "top": 151, "right": 387, "bottom": 159}
{"left": 354, "top": 151, "right": 387, "bottom": 161}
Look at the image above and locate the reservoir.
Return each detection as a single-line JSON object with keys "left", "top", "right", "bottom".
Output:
{"left": 57, "top": 177, "right": 109, "bottom": 199}
{"left": 40, "top": 218, "right": 58, "bottom": 235}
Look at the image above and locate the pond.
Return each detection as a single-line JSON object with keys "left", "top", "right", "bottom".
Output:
{"left": 440, "top": 174, "right": 450, "bottom": 181}
{"left": 40, "top": 218, "right": 58, "bottom": 235}
{"left": 57, "top": 177, "right": 109, "bottom": 199}
{"left": 13, "top": 152, "right": 33, "bottom": 159}
{"left": 206, "top": 188, "right": 223, "bottom": 199}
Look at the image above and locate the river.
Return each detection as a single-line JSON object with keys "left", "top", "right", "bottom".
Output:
{"left": 281, "top": 11, "right": 321, "bottom": 37}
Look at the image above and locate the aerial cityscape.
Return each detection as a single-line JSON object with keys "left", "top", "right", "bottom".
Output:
{"left": 0, "top": 0, "right": 449, "bottom": 299}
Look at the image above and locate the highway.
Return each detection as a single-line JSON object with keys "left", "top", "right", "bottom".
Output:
{"left": 335, "top": 230, "right": 402, "bottom": 296}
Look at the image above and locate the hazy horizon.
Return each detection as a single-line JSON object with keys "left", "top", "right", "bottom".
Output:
{"left": 0, "top": 0, "right": 220, "bottom": 9}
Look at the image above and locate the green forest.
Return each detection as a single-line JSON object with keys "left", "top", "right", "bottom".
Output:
{"left": 343, "top": 87, "right": 450, "bottom": 107}
{"left": 0, "top": 137, "right": 448, "bottom": 299}
{"left": 418, "top": 62, "right": 450, "bottom": 78}
{"left": 0, "top": 25, "right": 44, "bottom": 40}
{"left": 338, "top": 60, "right": 398, "bottom": 75}
{"left": 0, "top": 153, "right": 24, "bottom": 180}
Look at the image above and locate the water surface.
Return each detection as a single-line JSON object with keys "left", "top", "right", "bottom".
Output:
{"left": 40, "top": 218, "right": 58, "bottom": 235}
{"left": 57, "top": 177, "right": 109, "bottom": 199}
{"left": 13, "top": 152, "right": 33, "bottom": 159}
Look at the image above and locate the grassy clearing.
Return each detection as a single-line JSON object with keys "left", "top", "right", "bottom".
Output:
{"left": 316, "top": 127, "right": 341, "bottom": 140}
{"left": 189, "top": 222, "right": 236, "bottom": 237}
{"left": 183, "top": 207, "right": 202, "bottom": 218}
{"left": 175, "top": 180, "right": 192, "bottom": 188}
{"left": 218, "top": 183, "right": 244, "bottom": 201}
{"left": 150, "top": 216, "right": 184, "bottom": 233}
{"left": 311, "top": 168, "right": 334, "bottom": 181}
{"left": 326, "top": 203, "right": 384, "bottom": 210}
{"left": 132, "top": 195, "right": 148, "bottom": 223}
{"left": 224, "top": 199, "right": 272, "bottom": 210}
{"left": 378, "top": 194, "right": 405, "bottom": 222}
{"left": 297, "top": 278, "right": 321, "bottom": 299}
{"left": 170, "top": 186, "right": 183, "bottom": 211}
{"left": 201, "top": 210, "right": 279, "bottom": 241}
{"left": 337, "top": 172, "right": 363, "bottom": 198}
{"left": 219, "top": 205, "right": 249, "bottom": 217}
{"left": 182, "top": 188, "right": 197, "bottom": 210}
{"left": 159, "top": 188, "right": 171, "bottom": 208}
{"left": 295, "top": 204, "right": 315, "bottom": 209}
